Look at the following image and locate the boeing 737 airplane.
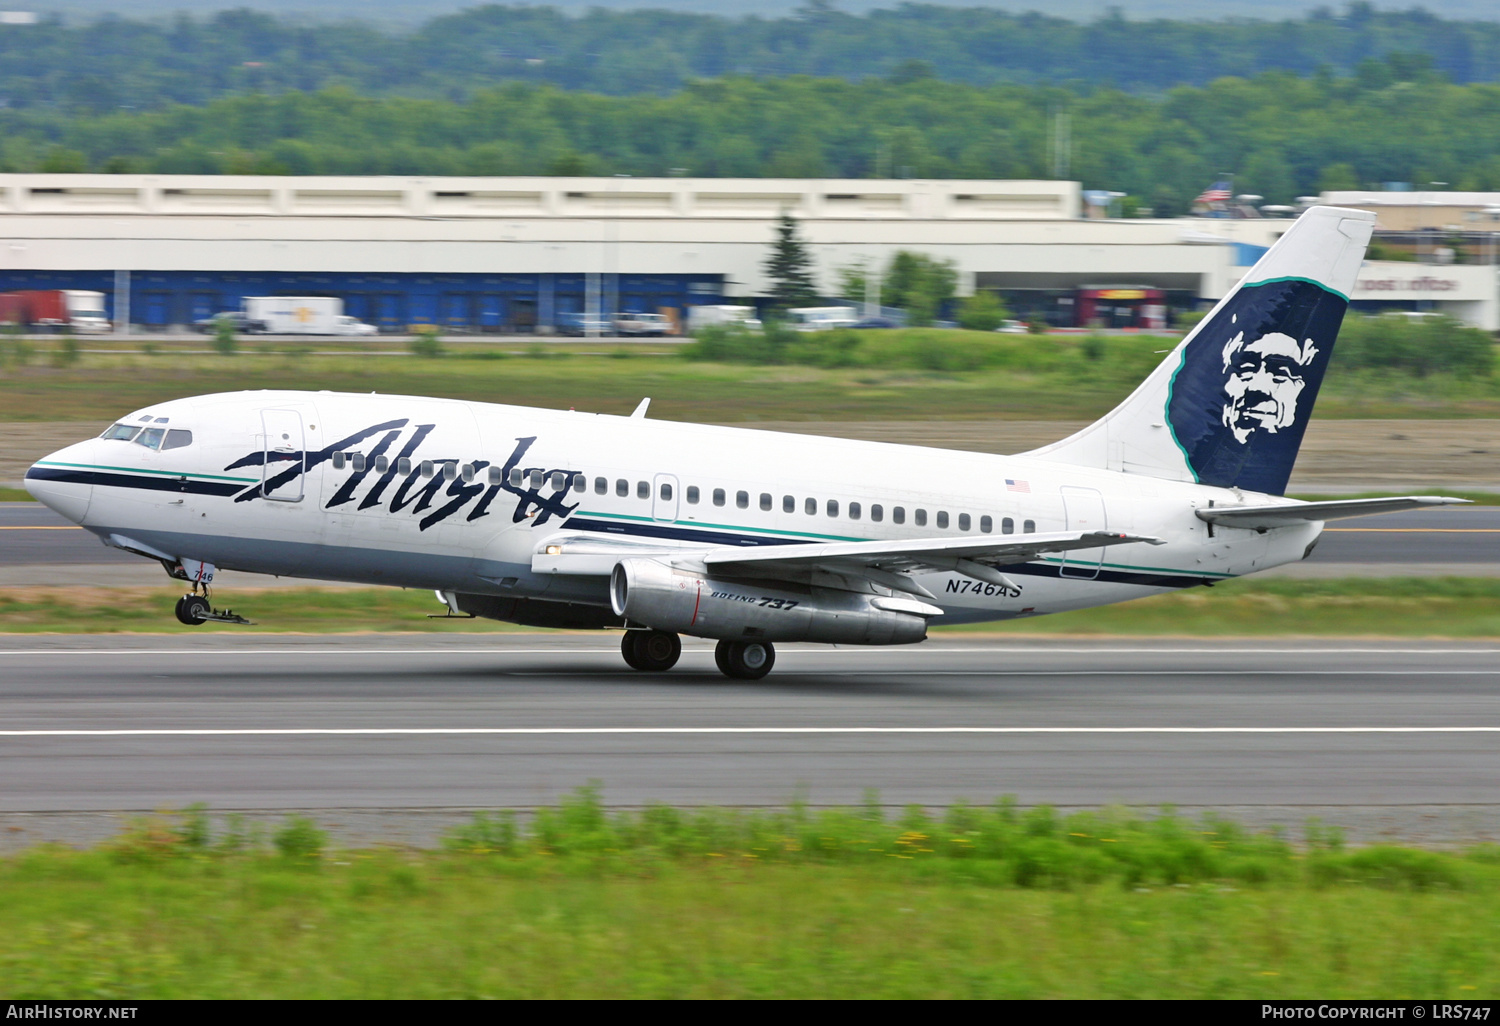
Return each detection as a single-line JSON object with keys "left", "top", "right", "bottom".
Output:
{"left": 24, "top": 206, "right": 1465, "bottom": 678}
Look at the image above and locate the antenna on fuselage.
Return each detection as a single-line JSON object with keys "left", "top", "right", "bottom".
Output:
{"left": 630, "top": 398, "right": 651, "bottom": 419}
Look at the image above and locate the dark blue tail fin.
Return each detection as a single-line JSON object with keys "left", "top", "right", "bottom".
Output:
{"left": 1025, "top": 207, "right": 1375, "bottom": 496}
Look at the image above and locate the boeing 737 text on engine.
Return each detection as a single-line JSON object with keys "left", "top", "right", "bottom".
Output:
{"left": 25, "top": 208, "right": 1466, "bottom": 678}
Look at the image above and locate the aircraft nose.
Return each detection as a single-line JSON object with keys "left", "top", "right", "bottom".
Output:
{"left": 24, "top": 442, "right": 95, "bottom": 525}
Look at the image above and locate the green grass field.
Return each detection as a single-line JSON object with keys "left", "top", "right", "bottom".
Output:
{"left": 2, "top": 577, "right": 1498, "bottom": 636}
{"left": 3, "top": 792, "right": 1498, "bottom": 998}
{"left": 2, "top": 332, "right": 1497, "bottom": 422}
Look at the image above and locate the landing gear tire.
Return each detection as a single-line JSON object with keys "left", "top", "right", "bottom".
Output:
{"left": 715, "top": 639, "right": 775, "bottom": 680}
{"left": 620, "top": 631, "right": 645, "bottom": 670}
{"left": 623, "top": 630, "right": 681, "bottom": 672}
{"left": 174, "top": 594, "right": 210, "bottom": 626}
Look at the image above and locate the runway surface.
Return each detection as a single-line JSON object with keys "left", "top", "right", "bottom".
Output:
{"left": 2, "top": 635, "right": 1499, "bottom": 846}
{"left": 1, "top": 503, "right": 1497, "bottom": 584}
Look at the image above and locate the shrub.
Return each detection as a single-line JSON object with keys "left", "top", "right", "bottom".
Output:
{"left": 957, "top": 290, "right": 1007, "bottom": 331}
{"left": 273, "top": 814, "right": 327, "bottom": 859}
{"left": 212, "top": 314, "right": 236, "bottom": 356}
{"left": 50, "top": 335, "right": 80, "bottom": 368}
{"left": 408, "top": 324, "right": 443, "bottom": 358}
{"left": 1333, "top": 313, "right": 1494, "bottom": 377}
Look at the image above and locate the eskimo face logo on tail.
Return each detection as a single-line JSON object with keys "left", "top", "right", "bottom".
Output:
{"left": 1165, "top": 278, "right": 1348, "bottom": 496}
{"left": 1220, "top": 330, "right": 1318, "bottom": 443}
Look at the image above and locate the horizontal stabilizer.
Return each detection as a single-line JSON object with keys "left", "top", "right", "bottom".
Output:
{"left": 1196, "top": 495, "right": 1469, "bottom": 531}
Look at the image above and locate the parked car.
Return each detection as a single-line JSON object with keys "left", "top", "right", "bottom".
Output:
{"left": 850, "top": 317, "right": 900, "bottom": 329}
{"left": 556, "top": 312, "right": 614, "bottom": 336}
{"left": 194, "top": 311, "right": 266, "bottom": 334}
{"left": 613, "top": 312, "right": 671, "bottom": 337}
{"left": 996, "top": 319, "right": 1030, "bottom": 334}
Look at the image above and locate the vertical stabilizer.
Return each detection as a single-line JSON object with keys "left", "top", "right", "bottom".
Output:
{"left": 1023, "top": 206, "right": 1375, "bottom": 496}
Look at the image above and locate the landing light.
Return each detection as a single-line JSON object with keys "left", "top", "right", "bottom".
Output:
{"left": 545, "top": 545, "right": 562, "bottom": 556}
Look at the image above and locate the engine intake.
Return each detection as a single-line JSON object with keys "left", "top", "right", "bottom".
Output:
{"left": 610, "top": 558, "right": 933, "bottom": 645}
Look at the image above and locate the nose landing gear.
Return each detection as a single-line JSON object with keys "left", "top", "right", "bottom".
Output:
{"left": 169, "top": 559, "right": 254, "bottom": 626}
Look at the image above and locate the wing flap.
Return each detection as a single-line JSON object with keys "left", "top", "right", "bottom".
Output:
{"left": 702, "top": 530, "right": 1162, "bottom": 575}
{"left": 1197, "top": 495, "right": 1469, "bottom": 530}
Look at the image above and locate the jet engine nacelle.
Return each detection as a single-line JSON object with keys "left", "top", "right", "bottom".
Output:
{"left": 610, "top": 558, "right": 934, "bottom": 645}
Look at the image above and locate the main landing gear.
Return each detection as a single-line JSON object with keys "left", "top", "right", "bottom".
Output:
{"left": 621, "top": 629, "right": 682, "bottom": 672}
{"left": 715, "top": 639, "right": 776, "bottom": 680}
{"left": 618, "top": 630, "right": 776, "bottom": 679}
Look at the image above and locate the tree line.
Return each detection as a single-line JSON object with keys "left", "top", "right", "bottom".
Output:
{"left": 11, "top": 59, "right": 1500, "bottom": 211}
{"left": 6, "top": 2, "right": 1500, "bottom": 113}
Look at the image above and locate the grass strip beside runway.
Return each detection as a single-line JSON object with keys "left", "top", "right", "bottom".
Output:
{"left": 2, "top": 340, "right": 1499, "bottom": 422}
{"left": 2, "top": 791, "right": 1498, "bottom": 998}
{"left": 2, "top": 577, "right": 1500, "bottom": 636}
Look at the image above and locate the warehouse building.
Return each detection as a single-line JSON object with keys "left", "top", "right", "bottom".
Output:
{"left": 0, "top": 174, "right": 1492, "bottom": 332}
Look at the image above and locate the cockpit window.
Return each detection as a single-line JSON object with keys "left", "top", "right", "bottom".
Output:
{"left": 161, "top": 429, "right": 193, "bottom": 451}
{"left": 102, "top": 423, "right": 140, "bottom": 441}
{"left": 133, "top": 427, "right": 165, "bottom": 451}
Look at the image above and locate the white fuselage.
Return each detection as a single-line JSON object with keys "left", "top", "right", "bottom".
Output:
{"left": 28, "top": 389, "right": 1322, "bottom": 628}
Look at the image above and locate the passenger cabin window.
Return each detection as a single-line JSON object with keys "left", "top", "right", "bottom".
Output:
{"left": 893, "top": 507, "right": 905, "bottom": 525}
{"left": 488, "top": 466, "right": 503, "bottom": 484}
{"left": 736, "top": 490, "right": 749, "bottom": 509}
{"left": 421, "top": 460, "right": 434, "bottom": 479}
{"left": 551, "top": 471, "right": 566, "bottom": 490}
{"left": 713, "top": 488, "right": 726, "bottom": 507}
{"left": 827, "top": 499, "right": 839, "bottom": 518}
{"left": 849, "top": 501, "right": 861, "bottom": 520}
{"left": 460, "top": 463, "right": 473, "bottom": 483}
{"left": 804, "top": 497, "right": 816, "bottom": 515}
{"left": 510, "top": 468, "right": 523, "bottom": 487}
{"left": 332, "top": 452, "right": 346, "bottom": 470}
{"left": 399, "top": 458, "right": 412, "bottom": 476}
{"left": 594, "top": 476, "right": 607, "bottom": 495}
{"left": 572, "top": 474, "right": 586, "bottom": 491}
{"left": 616, "top": 479, "right": 629, "bottom": 497}
{"left": 1024, "top": 519, "right": 1036, "bottom": 533}
{"left": 637, "top": 480, "right": 649, "bottom": 499}
{"left": 353, "top": 454, "right": 367, "bottom": 474}
{"left": 133, "top": 427, "right": 165, "bottom": 451}
{"left": 1002, "top": 517, "right": 1014, "bottom": 535}
{"left": 102, "top": 424, "right": 139, "bottom": 442}
{"left": 914, "top": 509, "right": 927, "bottom": 527}
{"left": 958, "top": 513, "right": 970, "bottom": 531}
{"left": 660, "top": 482, "right": 673, "bottom": 501}
{"left": 936, "top": 511, "right": 948, "bottom": 529}
{"left": 760, "top": 493, "right": 772, "bottom": 511}
{"left": 871, "top": 504, "right": 884, "bottom": 522}
{"left": 444, "top": 463, "right": 458, "bottom": 482}
{"left": 980, "top": 515, "right": 992, "bottom": 533}
{"left": 686, "top": 486, "right": 700, "bottom": 504}
{"left": 530, "top": 470, "right": 544, "bottom": 488}
{"left": 375, "top": 456, "right": 389, "bottom": 473}
{"left": 783, "top": 495, "right": 795, "bottom": 513}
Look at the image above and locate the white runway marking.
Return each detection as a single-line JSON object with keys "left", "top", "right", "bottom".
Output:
{"left": 3, "top": 726, "right": 1500, "bottom": 737}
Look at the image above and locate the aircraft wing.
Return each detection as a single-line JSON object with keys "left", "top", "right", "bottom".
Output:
{"left": 533, "top": 529, "right": 1161, "bottom": 599}
{"left": 1196, "top": 495, "right": 1469, "bottom": 531}
{"left": 700, "top": 530, "right": 1162, "bottom": 599}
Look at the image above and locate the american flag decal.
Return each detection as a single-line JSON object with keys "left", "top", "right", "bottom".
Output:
{"left": 1006, "top": 479, "right": 1030, "bottom": 493}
